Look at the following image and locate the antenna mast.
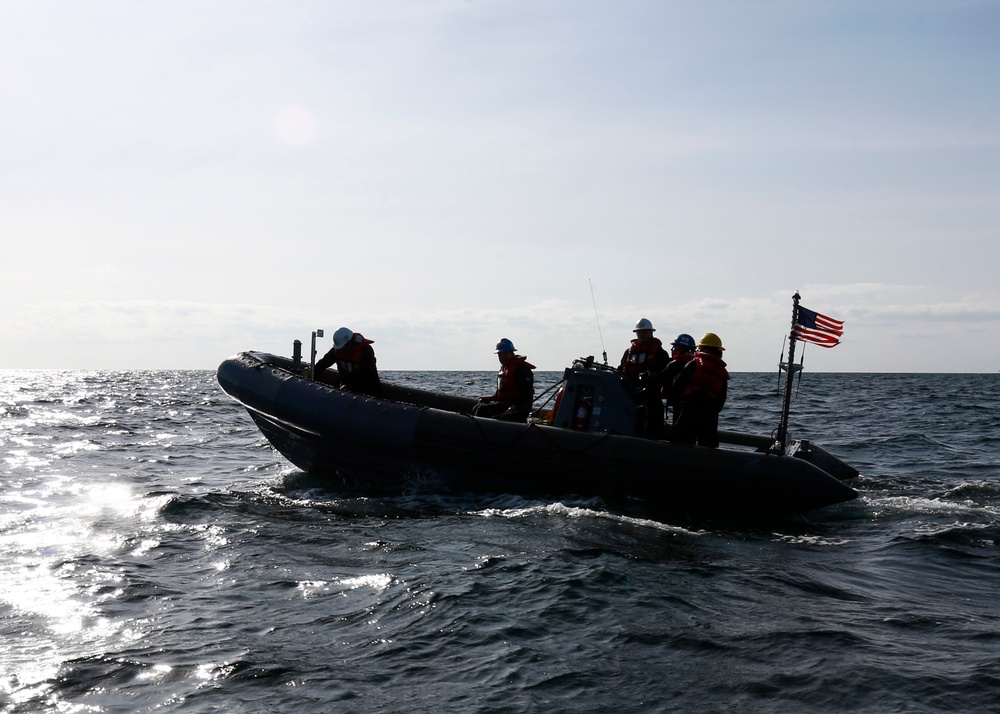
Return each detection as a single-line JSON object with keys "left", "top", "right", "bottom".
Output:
{"left": 589, "top": 278, "right": 608, "bottom": 364}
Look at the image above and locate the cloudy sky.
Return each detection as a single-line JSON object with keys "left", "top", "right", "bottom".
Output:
{"left": 3, "top": 0, "right": 998, "bottom": 372}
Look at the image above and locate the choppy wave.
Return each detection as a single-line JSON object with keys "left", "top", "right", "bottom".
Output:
{"left": 1, "top": 369, "right": 998, "bottom": 712}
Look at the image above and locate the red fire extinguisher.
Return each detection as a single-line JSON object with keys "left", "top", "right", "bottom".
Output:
{"left": 572, "top": 398, "right": 592, "bottom": 431}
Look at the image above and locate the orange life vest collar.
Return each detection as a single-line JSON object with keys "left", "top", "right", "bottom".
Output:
{"left": 623, "top": 337, "right": 667, "bottom": 377}
{"left": 334, "top": 333, "right": 374, "bottom": 373}
{"left": 682, "top": 352, "right": 729, "bottom": 400}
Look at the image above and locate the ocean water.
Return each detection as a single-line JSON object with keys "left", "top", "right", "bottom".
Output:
{"left": 1, "top": 368, "right": 999, "bottom": 713}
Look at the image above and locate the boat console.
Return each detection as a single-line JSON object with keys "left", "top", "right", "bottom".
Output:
{"left": 548, "top": 356, "right": 638, "bottom": 436}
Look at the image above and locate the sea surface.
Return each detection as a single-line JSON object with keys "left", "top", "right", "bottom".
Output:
{"left": 1, "top": 368, "right": 998, "bottom": 713}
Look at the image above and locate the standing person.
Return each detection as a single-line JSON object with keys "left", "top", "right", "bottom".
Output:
{"left": 473, "top": 338, "right": 535, "bottom": 422}
{"left": 671, "top": 332, "right": 730, "bottom": 448}
{"left": 619, "top": 318, "right": 670, "bottom": 439}
{"left": 313, "top": 327, "right": 382, "bottom": 398}
{"left": 658, "top": 333, "right": 697, "bottom": 427}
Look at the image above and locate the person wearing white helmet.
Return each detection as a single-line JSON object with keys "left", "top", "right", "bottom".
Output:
{"left": 619, "top": 318, "right": 670, "bottom": 378}
{"left": 473, "top": 338, "right": 536, "bottom": 422}
{"left": 618, "top": 318, "right": 670, "bottom": 439}
{"left": 670, "top": 332, "right": 730, "bottom": 448}
{"left": 313, "top": 327, "right": 382, "bottom": 397}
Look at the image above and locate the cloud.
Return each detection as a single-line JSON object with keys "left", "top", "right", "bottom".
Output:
{"left": 791, "top": 283, "right": 1000, "bottom": 322}
{"left": 1, "top": 299, "right": 289, "bottom": 346}
{"left": 3, "top": 286, "right": 999, "bottom": 372}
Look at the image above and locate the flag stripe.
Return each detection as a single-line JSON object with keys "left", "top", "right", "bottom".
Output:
{"left": 814, "top": 317, "right": 843, "bottom": 333}
{"left": 791, "top": 326, "right": 840, "bottom": 348}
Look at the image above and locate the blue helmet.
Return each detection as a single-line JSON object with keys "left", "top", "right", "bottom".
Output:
{"left": 671, "top": 333, "right": 695, "bottom": 349}
{"left": 494, "top": 338, "right": 516, "bottom": 353}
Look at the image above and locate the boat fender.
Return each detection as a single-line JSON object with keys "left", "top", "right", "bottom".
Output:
{"left": 548, "top": 387, "right": 565, "bottom": 425}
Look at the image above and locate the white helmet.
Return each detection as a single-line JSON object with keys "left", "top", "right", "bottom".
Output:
{"left": 332, "top": 327, "right": 354, "bottom": 349}
{"left": 633, "top": 318, "right": 655, "bottom": 332}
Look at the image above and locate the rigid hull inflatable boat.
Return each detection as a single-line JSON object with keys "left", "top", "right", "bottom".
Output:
{"left": 217, "top": 351, "right": 859, "bottom": 516}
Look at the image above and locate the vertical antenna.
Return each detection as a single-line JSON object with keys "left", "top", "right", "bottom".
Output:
{"left": 795, "top": 343, "right": 805, "bottom": 395}
{"left": 589, "top": 278, "right": 608, "bottom": 364}
{"left": 778, "top": 334, "right": 787, "bottom": 393}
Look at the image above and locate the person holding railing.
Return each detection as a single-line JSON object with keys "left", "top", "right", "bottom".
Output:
{"left": 313, "top": 327, "right": 382, "bottom": 398}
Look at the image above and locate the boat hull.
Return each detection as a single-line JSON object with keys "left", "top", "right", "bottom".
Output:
{"left": 218, "top": 352, "right": 858, "bottom": 516}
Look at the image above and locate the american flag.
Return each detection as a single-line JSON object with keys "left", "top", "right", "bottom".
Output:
{"left": 792, "top": 306, "right": 844, "bottom": 348}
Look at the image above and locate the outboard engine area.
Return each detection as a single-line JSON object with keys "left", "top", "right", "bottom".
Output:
{"left": 549, "top": 357, "right": 637, "bottom": 436}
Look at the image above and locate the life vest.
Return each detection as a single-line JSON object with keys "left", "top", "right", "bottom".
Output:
{"left": 681, "top": 352, "right": 729, "bottom": 400}
{"left": 495, "top": 356, "right": 535, "bottom": 402}
{"left": 662, "top": 352, "right": 695, "bottom": 398}
{"left": 670, "top": 352, "right": 695, "bottom": 368}
{"left": 621, "top": 337, "right": 668, "bottom": 378}
{"left": 334, "top": 333, "right": 375, "bottom": 374}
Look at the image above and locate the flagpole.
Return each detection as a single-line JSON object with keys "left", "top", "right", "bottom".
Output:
{"left": 775, "top": 291, "right": 800, "bottom": 453}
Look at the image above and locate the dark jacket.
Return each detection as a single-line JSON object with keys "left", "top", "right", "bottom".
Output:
{"left": 315, "top": 334, "right": 381, "bottom": 397}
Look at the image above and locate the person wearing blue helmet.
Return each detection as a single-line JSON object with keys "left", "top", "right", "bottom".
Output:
{"left": 657, "top": 334, "right": 697, "bottom": 427}
{"left": 473, "top": 338, "right": 536, "bottom": 422}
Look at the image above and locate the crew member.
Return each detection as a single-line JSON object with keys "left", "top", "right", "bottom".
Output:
{"left": 619, "top": 318, "right": 670, "bottom": 439}
{"left": 671, "top": 332, "right": 730, "bottom": 448}
{"left": 314, "top": 326, "right": 382, "bottom": 397}
{"left": 658, "top": 333, "right": 697, "bottom": 427}
{"left": 473, "top": 338, "right": 535, "bottom": 422}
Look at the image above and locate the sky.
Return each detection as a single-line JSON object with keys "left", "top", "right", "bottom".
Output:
{"left": 2, "top": 0, "right": 999, "bottom": 372}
